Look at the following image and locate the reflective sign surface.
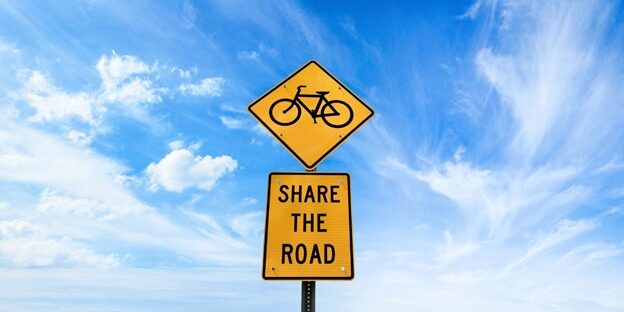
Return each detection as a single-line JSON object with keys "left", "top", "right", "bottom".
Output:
{"left": 263, "top": 172, "right": 353, "bottom": 280}
{"left": 248, "top": 61, "right": 374, "bottom": 169}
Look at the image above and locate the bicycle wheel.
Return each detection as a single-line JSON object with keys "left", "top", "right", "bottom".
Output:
{"left": 269, "top": 99, "right": 301, "bottom": 126}
{"left": 321, "top": 100, "right": 353, "bottom": 128}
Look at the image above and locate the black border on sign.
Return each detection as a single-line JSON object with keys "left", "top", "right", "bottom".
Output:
{"left": 248, "top": 60, "right": 374, "bottom": 169}
{"left": 262, "top": 172, "right": 354, "bottom": 280}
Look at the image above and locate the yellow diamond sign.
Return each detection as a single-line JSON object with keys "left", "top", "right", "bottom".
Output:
{"left": 248, "top": 60, "right": 374, "bottom": 169}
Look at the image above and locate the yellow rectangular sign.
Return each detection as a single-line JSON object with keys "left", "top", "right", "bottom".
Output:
{"left": 263, "top": 172, "right": 353, "bottom": 280}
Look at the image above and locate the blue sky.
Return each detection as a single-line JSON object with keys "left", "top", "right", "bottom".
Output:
{"left": 1, "top": 0, "right": 623, "bottom": 311}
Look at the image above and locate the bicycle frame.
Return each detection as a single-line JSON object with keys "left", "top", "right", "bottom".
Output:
{"left": 284, "top": 86, "right": 339, "bottom": 123}
{"left": 269, "top": 84, "right": 353, "bottom": 128}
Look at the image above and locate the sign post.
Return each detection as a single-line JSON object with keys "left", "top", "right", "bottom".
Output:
{"left": 302, "top": 280, "right": 315, "bottom": 312}
{"left": 302, "top": 167, "right": 316, "bottom": 312}
{"left": 248, "top": 60, "right": 373, "bottom": 312}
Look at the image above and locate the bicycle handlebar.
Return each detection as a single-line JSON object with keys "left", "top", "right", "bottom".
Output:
{"left": 297, "top": 85, "right": 307, "bottom": 89}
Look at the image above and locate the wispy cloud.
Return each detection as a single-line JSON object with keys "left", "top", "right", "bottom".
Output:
{"left": 37, "top": 189, "right": 129, "bottom": 221}
{"left": 219, "top": 115, "right": 246, "bottom": 129}
{"left": 436, "top": 230, "right": 480, "bottom": 266}
{"left": 505, "top": 218, "right": 598, "bottom": 271}
{"left": 457, "top": 0, "right": 484, "bottom": 20}
{"left": 0, "top": 219, "right": 119, "bottom": 268}
{"left": 237, "top": 50, "right": 259, "bottom": 60}
{"left": 475, "top": 1, "right": 624, "bottom": 165}
{"left": 356, "top": 1, "right": 624, "bottom": 309}
{"left": 0, "top": 38, "right": 20, "bottom": 55}
{"left": 181, "top": 0, "right": 197, "bottom": 29}
{"left": 229, "top": 210, "right": 263, "bottom": 240}
{"left": 0, "top": 118, "right": 140, "bottom": 204}
{"left": 179, "top": 77, "right": 225, "bottom": 97}
{"left": 211, "top": 0, "right": 346, "bottom": 63}
{"left": 415, "top": 156, "right": 588, "bottom": 239}
{"left": 401, "top": 0, "right": 624, "bottom": 244}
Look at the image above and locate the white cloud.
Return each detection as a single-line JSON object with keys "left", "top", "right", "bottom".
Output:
{"left": 353, "top": 4, "right": 624, "bottom": 310}
{"left": 258, "top": 44, "right": 278, "bottom": 57}
{"left": 11, "top": 51, "right": 228, "bottom": 145}
{"left": 146, "top": 142, "right": 237, "bottom": 192}
{"left": 5, "top": 50, "right": 227, "bottom": 154}
{"left": 97, "top": 52, "right": 164, "bottom": 105}
{"left": 101, "top": 76, "right": 163, "bottom": 105}
{"left": 13, "top": 52, "right": 165, "bottom": 143}
{"left": 506, "top": 218, "right": 598, "bottom": 271}
{"left": 0, "top": 219, "right": 119, "bottom": 268}
{"left": 0, "top": 118, "right": 253, "bottom": 267}
{"left": 219, "top": 103, "right": 247, "bottom": 114}
{"left": 0, "top": 39, "right": 20, "bottom": 55}
{"left": 237, "top": 50, "right": 260, "bottom": 60}
{"left": 563, "top": 243, "right": 624, "bottom": 266}
{"left": 16, "top": 71, "right": 99, "bottom": 124}
{"left": 237, "top": 44, "right": 278, "bottom": 61}
{"left": 168, "top": 140, "right": 185, "bottom": 150}
{"left": 182, "top": 209, "right": 224, "bottom": 233}
{"left": 0, "top": 219, "right": 41, "bottom": 238}
{"left": 371, "top": 150, "right": 600, "bottom": 292}
{"left": 0, "top": 238, "right": 119, "bottom": 268}
{"left": 277, "top": 2, "right": 332, "bottom": 58}
{"left": 181, "top": 209, "right": 250, "bottom": 251}
{"left": 252, "top": 124, "right": 271, "bottom": 137}
{"left": 416, "top": 156, "right": 587, "bottom": 238}
{"left": 179, "top": 77, "right": 225, "bottom": 97}
{"left": 457, "top": 0, "right": 483, "bottom": 20}
{"left": 0, "top": 119, "right": 144, "bottom": 208}
{"left": 229, "top": 211, "right": 263, "bottom": 240}
{"left": 211, "top": 1, "right": 336, "bottom": 58}
{"left": 37, "top": 189, "right": 123, "bottom": 220}
{"left": 158, "top": 64, "right": 197, "bottom": 78}
{"left": 597, "top": 156, "right": 624, "bottom": 173}
{"left": 66, "top": 129, "right": 95, "bottom": 145}
{"left": 96, "top": 52, "right": 151, "bottom": 90}
{"left": 0, "top": 236, "right": 119, "bottom": 268}
{"left": 475, "top": 1, "right": 624, "bottom": 164}
{"left": 0, "top": 267, "right": 275, "bottom": 311}
{"left": 219, "top": 115, "right": 246, "bottom": 129}
{"left": 436, "top": 231, "right": 480, "bottom": 266}
{"left": 181, "top": 0, "right": 197, "bottom": 28}
{"left": 376, "top": 155, "right": 423, "bottom": 180}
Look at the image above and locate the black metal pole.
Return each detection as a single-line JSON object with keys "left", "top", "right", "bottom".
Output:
{"left": 302, "top": 167, "right": 316, "bottom": 312}
{"left": 301, "top": 281, "right": 315, "bottom": 312}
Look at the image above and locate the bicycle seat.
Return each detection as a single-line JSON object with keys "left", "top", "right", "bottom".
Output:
{"left": 316, "top": 91, "right": 330, "bottom": 95}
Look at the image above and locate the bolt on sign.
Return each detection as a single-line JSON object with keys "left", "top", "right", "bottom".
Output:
{"left": 263, "top": 172, "right": 353, "bottom": 280}
{"left": 248, "top": 60, "right": 374, "bottom": 169}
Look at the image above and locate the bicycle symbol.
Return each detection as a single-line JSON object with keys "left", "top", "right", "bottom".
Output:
{"left": 269, "top": 85, "right": 354, "bottom": 128}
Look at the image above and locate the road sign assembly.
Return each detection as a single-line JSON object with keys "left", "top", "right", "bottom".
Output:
{"left": 248, "top": 60, "right": 373, "bottom": 312}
